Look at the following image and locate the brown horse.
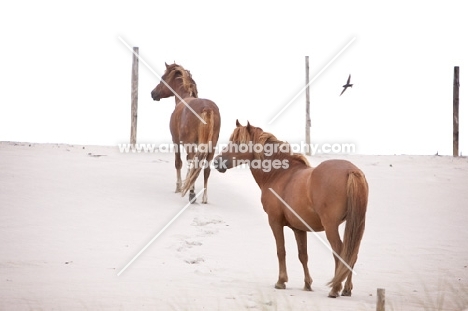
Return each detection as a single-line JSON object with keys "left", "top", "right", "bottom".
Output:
{"left": 151, "top": 63, "right": 221, "bottom": 204}
{"left": 213, "top": 121, "right": 368, "bottom": 298}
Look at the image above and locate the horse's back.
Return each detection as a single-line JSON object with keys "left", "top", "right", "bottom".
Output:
{"left": 312, "top": 159, "right": 362, "bottom": 182}
{"left": 190, "top": 97, "right": 219, "bottom": 113}
{"left": 170, "top": 97, "right": 221, "bottom": 145}
{"left": 309, "top": 159, "right": 365, "bottom": 220}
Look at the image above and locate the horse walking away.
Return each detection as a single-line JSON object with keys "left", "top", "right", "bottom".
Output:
{"left": 151, "top": 63, "right": 221, "bottom": 204}
{"left": 214, "top": 120, "right": 368, "bottom": 298}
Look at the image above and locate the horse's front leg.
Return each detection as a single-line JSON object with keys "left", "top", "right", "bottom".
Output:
{"left": 174, "top": 144, "right": 182, "bottom": 193}
{"left": 269, "top": 220, "right": 288, "bottom": 289}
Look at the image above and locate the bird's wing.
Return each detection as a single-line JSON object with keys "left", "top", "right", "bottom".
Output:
{"left": 340, "top": 87, "right": 346, "bottom": 96}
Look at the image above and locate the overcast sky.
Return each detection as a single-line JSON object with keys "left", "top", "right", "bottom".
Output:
{"left": 1, "top": 1, "right": 467, "bottom": 155}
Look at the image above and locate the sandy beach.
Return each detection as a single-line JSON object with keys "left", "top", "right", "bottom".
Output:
{"left": 1, "top": 142, "right": 467, "bottom": 310}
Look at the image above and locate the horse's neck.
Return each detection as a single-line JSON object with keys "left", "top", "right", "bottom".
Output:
{"left": 250, "top": 168, "right": 268, "bottom": 188}
{"left": 249, "top": 153, "right": 308, "bottom": 188}
{"left": 174, "top": 84, "right": 194, "bottom": 104}
{"left": 175, "top": 96, "right": 192, "bottom": 105}
{"left": 249, "top": 159, "right": 283, "bottom": 187}
{"left": 174, "top": 94, "right": 194, "bottom": 105}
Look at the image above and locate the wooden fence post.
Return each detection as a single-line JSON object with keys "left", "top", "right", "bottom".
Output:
{"left": 305, "top": 56, "right": 311, "bottom": 156}
{"left": 130, "top": 47, "right": 139, "bottom": 146}
{"left": 376, "top": 288, "right": 385, "bottom": 311}
{"left": 453, "top": 66, "right": 460, "bottom": 157}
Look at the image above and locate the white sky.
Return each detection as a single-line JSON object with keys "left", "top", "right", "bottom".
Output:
{"left": 1, "top": 1, "right": 467, "bottom": 155}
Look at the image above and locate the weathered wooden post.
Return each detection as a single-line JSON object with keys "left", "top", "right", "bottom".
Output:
{"left": 453, "top": 66, "right": 460, "bottom": 157}
{"left": 305, "top": 56, "right": 311, "bottom": 156}
{"left": 130, "top": 47, "right": 139, "bottom": 146}
{"left": 376, "top": 288, "right": 385, "bottom": 311}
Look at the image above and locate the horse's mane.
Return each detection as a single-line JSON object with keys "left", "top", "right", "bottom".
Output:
{"left": 165, "top": 63, "right": 198, "bottom": 98}
{"left": 229, "top": 125, "right": 311, "bottom": 167}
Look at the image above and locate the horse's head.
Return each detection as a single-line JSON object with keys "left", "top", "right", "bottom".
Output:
{"left": 151, "top": 62, "right": 178, "bottom": 101}
{"left": 151, "top": 62, "right": 198, "bottom": 101}
{"left": 214, "top": 120, "right": 261, "bottom": 173}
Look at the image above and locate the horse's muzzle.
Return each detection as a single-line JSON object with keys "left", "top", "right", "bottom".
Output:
{"left": 213, "top": 156, "right": 227, "bottom": 173}
{"left": 151, "top": 90, "right": 160, "bottom": 101}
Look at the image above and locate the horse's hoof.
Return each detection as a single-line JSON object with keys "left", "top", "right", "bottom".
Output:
{"left": 274, "top": 283, "right": 286, "bottom": 290}
{"left": 189, "top": 193, "right": 196, "bottom": 204}
{"left": 341, "top": 289, "right": 352, "bottom": 296}
{"left": 303, "top": 284, "right": 312, "bottom": 291}
{"left": 328, "top": 292, "right": 339, "bottom": 298}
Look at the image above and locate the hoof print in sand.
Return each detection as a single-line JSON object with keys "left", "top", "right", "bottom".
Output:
{"left": 191, "top": 217, "right": 224, "bottom": 227}
{"left": 184, "top": 257, "right": 205, "bottom": 264}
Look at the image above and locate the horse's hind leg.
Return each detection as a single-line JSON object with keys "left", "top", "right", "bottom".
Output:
{"left": 185, "top": 159, "right": 196, "bottom": 203}
{"left": 341, "top": 266, "right": 354, "bottom": 296}
{"left": 269, "top": 220, "right": 288, "bottom": 289}
{"left": 325, "top": 225, "right": 343, "bottom": 298}
{"left": 201, "top": 165, "right": 210, "bottom": 204}
{"left": 174, "top": 145, "right": 182, "bottom": 193}
{"left": 201, "top": 153, "right": 214, "bottom": 204}
{"left": 292, "top": 228, "right": 312, "bottom": 291}
{"left": 188, "top": 185, "right": 196, "bottom": 203}
{"left": 342, "top": 255, "right": 358, "bottom": 296}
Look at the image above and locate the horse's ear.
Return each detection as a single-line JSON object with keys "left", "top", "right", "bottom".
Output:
{"left": 236, "top": 119, "right": 242, "bottom": 127}
{"left": 246, "top": 121, "right": 251, "bottom": 132}
{"left": 165, "top": 62, "right": 169, "bottom": 68}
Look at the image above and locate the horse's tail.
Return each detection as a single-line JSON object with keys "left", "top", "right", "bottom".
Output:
{"left": 327, "top": 170, "right": 368, "bottom": 290}
{"left": 181, "top": 109, "right": 215, "bottom": 197}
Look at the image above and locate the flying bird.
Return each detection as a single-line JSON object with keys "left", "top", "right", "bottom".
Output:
{"left": 340, "top": 74, "right": 353, "bottom": 96}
